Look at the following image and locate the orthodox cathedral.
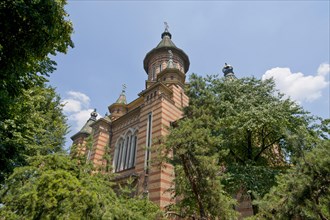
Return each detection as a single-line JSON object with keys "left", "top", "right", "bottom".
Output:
{"left": 70, "top": 26, "right": 252, "bottom": 217}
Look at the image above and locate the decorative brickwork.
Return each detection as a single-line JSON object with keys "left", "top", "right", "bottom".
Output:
{"left": 71, "top": 28, "right": 254, "bottom": 217}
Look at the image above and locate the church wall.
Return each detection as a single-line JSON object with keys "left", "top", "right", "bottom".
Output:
{"left": 90, "top": 121, "right": 110, "bottom": 167}
{"left": 136, "top": 95, "right": 164, "bottom": 206}
{"left": 158, "top": 93, "right": 186, "bottom": 208}
{"left": 71, "top": 134, "right": 89, "bottom": 156}
{"left": 134, "top": 89, "right": 186, "bottom": 208}
{"left": 168, "top": 84, "right": 189, "bottom": 109}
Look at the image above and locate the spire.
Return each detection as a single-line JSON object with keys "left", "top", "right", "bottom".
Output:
{"left": 222, "top": 63, "right": 237, "bottom": 79}
{"left": 157, "top": 22, "right": 176, "bottom": 48}
{"left": 115, "top": 84, "right": 127, "bottom": 104}
{"left": 161, "top": 21, "right": 172, "bottom": 39}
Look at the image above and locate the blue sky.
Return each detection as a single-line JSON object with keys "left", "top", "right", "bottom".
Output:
{"left": 48, "top": 1, "right": 330, "bottom": 147}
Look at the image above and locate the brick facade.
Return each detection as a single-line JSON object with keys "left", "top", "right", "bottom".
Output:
{"left": 71, "top": 29, "right": 189, "bottom": 209}
{"left": 71, "top": 29, "right": 254, "bottom": 217}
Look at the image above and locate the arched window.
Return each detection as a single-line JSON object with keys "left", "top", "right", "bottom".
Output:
{"left": 113, "top": 137, "right": 124, "bottom": 172}
{"left": 151, "top": 65, "right": 156, "bottom": 81}
{"left": 128, "top": 131, "right": 138, "bottom": 168}
{"left": 113, "top": 129, "right": 138, "bottom": 172}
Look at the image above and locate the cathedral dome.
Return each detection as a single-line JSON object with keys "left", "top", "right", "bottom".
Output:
{"left": 143, "top": 25, "right": 190, "bottom": 76}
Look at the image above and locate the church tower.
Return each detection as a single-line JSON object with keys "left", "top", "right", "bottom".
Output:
{"left": 71, "top": 24, "right": 190, "bottom": 209}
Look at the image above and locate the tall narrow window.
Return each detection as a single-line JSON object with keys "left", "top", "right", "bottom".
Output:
{"left": 120, "top": 138, "right": 127, "bottom": 171}
{"left": 115, "top": 140, "right": 124, "bottom": 172}
{"left": 145, "top": 112, "right": 152, "bottom": 173}
{"left": 128, "top": 133, "right": 137, "bottom": 168}
{"left": 113, "top": 146, "right": 118, "bottom": 171}
{"left": 86, "top": 150, "right": 91, "bottom": 161}
{"left": 132, "top": 135, "right": 137, "bottom": 166}
{"left": 123, "top": 136, "right": 130, "bottom": 170}
{"left": 152, "top": 66, "right": 156, "bottom": 81}
{"left": 180, "top": 92, "right": 183, "bottom": 107}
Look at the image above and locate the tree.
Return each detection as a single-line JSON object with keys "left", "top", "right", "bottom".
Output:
{"left": 164, "top": 117, "right": 238, "bottom": 219}
{"left": 0, "top": 0, "right": 73, "bottom": 183}
{"left": 0, "top": 0, "right": 73, "bottom": 98}
{"left": 187, "top": 74, "right": 319, "bottom": 194}
{"left": 254, "top": 138, "right": 330, "bottom": 219}
{"left": 0, "top": 154, "right": 162, "bottom": 219}
{"left": 0, "top": 85, "right": 67, "bottom": 183}
{"left": 163, "top": 73, "right": 322, "bottom": 218}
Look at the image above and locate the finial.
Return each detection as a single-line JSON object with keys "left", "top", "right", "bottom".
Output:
{"left": 222, "top": 63, "right": 236, "bottom": 79}
{"left": 90, "top": 108, "right": 98, "bottom": 120}
{"left": 116, "top": 85, "right": 127, "bottom": 104}
{"left": 161, "top": 22, "right": 172, "bottom": 39}
{"left": 164, "top": 22, "right": 169, "bottom": 32}
{"left": 122, "top": 84, "right": 126, "bottom": 94}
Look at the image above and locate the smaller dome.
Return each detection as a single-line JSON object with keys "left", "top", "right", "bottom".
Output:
{"left": 90, "top": 108, "right": 98, "bottom": 120}
{"left": 71, "top": 108, "right": 98, "bottom": 140}
{"left": 222, "top": 63, "right": 237, "bottom": 79}
{"left": 115, "top": 84, "right": 127, "bottom": 104}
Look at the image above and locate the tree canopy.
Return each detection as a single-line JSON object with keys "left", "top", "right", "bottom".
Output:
{"left": 0, "top": 154, "right": 162, "bottom": 220}
{"left": 0, "top": 85, "right": 67, "bottom": 183}
{"left": 163, "top": 73, "right": 325, "bottom": 218}
{"left": 0, "top": 0, "right": 73, "bottom": 183}
{"left": 0, "top": 0, "right": 73, "bottom": 97}
{"left": 254, "top": 138, "right": 330, "bottom": 219}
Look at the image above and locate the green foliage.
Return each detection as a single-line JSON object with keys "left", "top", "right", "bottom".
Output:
{"left": 0, "top": 0, "right": 73, "bottom": 183}
{"left": 253, "top": 140, "right": 330, "bottom": 219}
{"left": 185, "top": 74, "right": 320, "bottom": 196}
{"left": 164, "top": 110, "right": 238, "bottom": 219}
{"left": 117, "top": 178, "right": 163, "bottom": 220}
{"left": 223, "top": 164, "right": 280, "bottom": 198}
{"left": 0, "top": 85, "right": 67, "bottom": 183}
{"left": 164, "top": 73, "right": 324, "bottom": 218}
{"left": 0, "top": 154, "right": 162, "bottom": 220}
{"left": 0, "top": 0, "right": 73, "bottom": 97}
{"left": 186, "top": 74, "right": 317, "bottom": 165}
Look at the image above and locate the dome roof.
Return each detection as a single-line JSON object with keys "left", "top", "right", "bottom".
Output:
{"left": 143, "top": 29, "right": 190, "bottom": 74}
{"left": 115, "top": 85, "right": 127, "bottom": 104}
{"left": 222, "top": 63, "right": 237, "bottom": 80}
{"left": 70, "top": 109, "right": 97, "bottom": 140}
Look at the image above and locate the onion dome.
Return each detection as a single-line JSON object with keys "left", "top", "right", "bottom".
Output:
{"left": 143, "top": 24, "right": 190, "bottom": 75}
{"left": 222, "top": 63, "right": 237, "bottom": 79}
{"left": 115, "top": 89, "right": 127, "bottom": 104}
{"left": 108, "top": 85, "right": 127, "bottom": 120}
{"left": 71, "top": 109, "right": 97, "bottom": 140}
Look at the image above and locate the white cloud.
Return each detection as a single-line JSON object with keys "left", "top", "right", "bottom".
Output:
{"left": 61, "top": 91, "right": 99, "bottom": 132}
{"left": 68, "top": 109, "right": 96, "bottom": 131}
{"left": 317, "top": 63, "right": 330, "bottom": 77}
{"left": 62, "top": 99, "right": 82, "bottom": 113}
{"left": 262, "top": 63, "right": 329, "bottom": 103}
